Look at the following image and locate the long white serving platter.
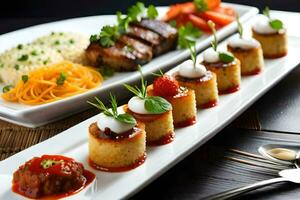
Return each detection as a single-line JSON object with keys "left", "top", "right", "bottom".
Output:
{"left": 1, "top": 13, "right": 300, "bottom": 199}
{"left": 0, "top": 3, "right": 258, "bottom": 127}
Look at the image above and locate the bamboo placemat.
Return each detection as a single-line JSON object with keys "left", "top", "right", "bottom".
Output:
{"left": 0, "top": 108, "right": 260, "bottom": 161}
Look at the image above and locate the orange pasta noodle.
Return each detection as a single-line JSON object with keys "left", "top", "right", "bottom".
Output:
{"left": 2, "top": 61, "right": 103, "bottom": 105}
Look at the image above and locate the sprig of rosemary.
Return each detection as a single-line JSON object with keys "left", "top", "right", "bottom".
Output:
{"left": 263, "top": 7, "right": 283, "bottom": 31}
{"left": 124, "top": 66, "right": 172, "bottom": 114}
{"left": 208, "top": 20, "right": 234, "bottom": 63}
{"left": 88, "top": 93, "right": 136, "bottom": 125}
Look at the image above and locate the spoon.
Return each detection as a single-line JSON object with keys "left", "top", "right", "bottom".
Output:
{"left": 202, "top": 168, "right": 300, "bottom": 200}
{"left": 258, "top": 144, "right": 300, "bottom": 168}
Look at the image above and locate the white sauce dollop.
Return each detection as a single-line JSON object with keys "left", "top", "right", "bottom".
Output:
{"left": 178, "top": 59, "right": 207, "bottom": 78}
{"left": 203, "top": 48, "right": 220, "bottom": 63}
{"left": 128, "top": 96, "right": 152, "bottom": 115}
{"left": 97, "top": 107, "right": 135, "bottom": 133}
{"left": 228, "top": 36, "right": 260, "bottom": 50}
{"left": 253, "top": 16, "right": 284, "bottom": 34}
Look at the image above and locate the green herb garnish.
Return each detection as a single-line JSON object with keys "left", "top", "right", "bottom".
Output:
{"left": 263, "top": 7, "right": 283, "bottom": 31}
{"left": 31, "top": 50, "right": 38, "bottom": 56}
{"left": 169, "top": 20, "right": 177, "bottom": 28}
{"left": 194, "top": 0, "right": 208, "bottom": 12}
{"left": 208, "top": 20, "right": 234, "bottom": 63}
{"left": 17, "top": 54, "right": 29, "bottom": 62}
{"left": 69, "top": 39, "right": 75, "bottom": 44}
{"left": 41, "top": 159, "right": 63, "bottom": 169}
{"left": 54, "top": 40, "right": 60, "bottom": 45}
{"left": 22, "top": 75, "right": 29, "bottom": 83}
{"left": 17, "top": 44, "right": 23, "bottom": 50}
{"left": 56, "top": 72, "right": 67, "bottom": 85}
{"left": 99, "top": 25, "right": 120, "bottom": 47}
{"left": 178, "top": 23, "right": 202, "bottom": 67}
{"left": 88, "top": 93, "right": 136, "bottom": 125}
{"left": 0, "top": 63, "right": 3, "bottom": 68}
{"left": 123, "top": 45, "right": 134, "bottom": 54}
{"left": 124, "top": 66, "right": 172, "bottom": 114}
{"left": 2, "top": 85, "right": 13, "bottom": 93}
{"left": 147, "top": 5, "right": 158, "bottom": 19}
{"left": 236, "top": 15, "right": 243, "bottom": 38}
{"left": 99, "top": 66, "right": 115, "bottom": 79}
{"left": 14, "top": 64, "right": 20, "bottom": 70}
{"left": 152, "top": 69, "right": 164, "bottom": 77}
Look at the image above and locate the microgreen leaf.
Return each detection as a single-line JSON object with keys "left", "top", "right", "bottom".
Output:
{"left": 194, "top": 0, "right": 208, "bottom": 12}
{"left": 208, "top": 20, "right": 218, "bottom": 51}
{"left": 269, "top": 19, "right": 283, "bottom": 30}
{"left": 219, "top": 52, "right": 234, "bottom": 63}
{"left": 22, "top": 75, "right": 29, "bottom": 83}
{"left": 263, "top": 7, "right": 270, "bottom": 18}
{"left": 236, "top": 15, "right": 243, "bottom": 38}
{"left": 152, "top": 69, "right": 164, "bottom": 77}
{"left": 144, "top": 96, "right": 172, "bottom": 114}
{"left": 56, "top": 72, "right": 67, "bottom": 85}
{"left": 17, "top": 54, "right": 29, "bottom": 62}
{"left": 116, "top": 113, "right": 137, "bottom": 125}
{"left": 147, "top": 5, "right": 158, "bottom": 19}
{"left": 99, "top": 25, "right": 120, "bottom": 47}
{"left": 127, "top": 2, "right": 146, "bottom": 22}
{"left": 2, "top": 85, "right": 13, "bottom": 93}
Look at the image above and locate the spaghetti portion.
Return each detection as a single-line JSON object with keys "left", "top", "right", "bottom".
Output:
{"left": 2, "top": 61, "right": 103, "bottom": 105}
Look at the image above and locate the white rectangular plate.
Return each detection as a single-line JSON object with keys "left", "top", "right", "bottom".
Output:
{"left": 1, "top": 14, "right": 300, "bottom": 199}
{"left": 0, "top": 3, "right": 258, "bottom": 127}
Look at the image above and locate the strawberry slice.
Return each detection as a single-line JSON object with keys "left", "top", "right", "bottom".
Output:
{"left": 153, "top": 75, "right": 179, "bottom": 97}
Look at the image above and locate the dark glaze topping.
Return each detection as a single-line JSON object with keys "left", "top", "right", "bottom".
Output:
{"left": 175, "top": 71, "right": 213, "bottom": 83}
{"left": 95, "top": 124, "right": 141, "bottom": 140}
{"left": 202, "top": 60, "right": 237, "bottom": 68}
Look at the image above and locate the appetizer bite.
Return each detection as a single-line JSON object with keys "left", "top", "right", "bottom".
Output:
{"left": 86, "top": 2, "right": 178, "bottom": 71}
{"left": 202, "top": 21, "right": 241, "bottom": 94}
{"left": 88, "top": 94, "right": 146, "bottom": 172}
{"left": 252, "top": 7, "right": 287, "bottom": 58}
{"left": 124, "top": 70, "right": 174, "bottom": 145}
{"left": 164, "top": 0, "right": 236, "bottom": 32}
{"left": 2, "top": 61, "right": 103, "bottom": 105}
{"left": 147, "top": 71, "right": 197, "bottom": 127}
{"left": 174, "top": 23, "right": 218, "bottom": 108}
{"left": 12, "top": 155, "right": 95, "bottom": 199}
{"left": 227, "top": 16, "right": 264, "bottom": 75}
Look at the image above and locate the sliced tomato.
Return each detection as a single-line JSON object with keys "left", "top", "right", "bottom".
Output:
{"left": 205, "top": 0, "right": 221, "bottom": 10}
{"left": 187, "top": 14, "right": 211, "bottom": 32}
{"left": 201, "top": 11, "right": 235, "bottom": 26}
{"left": 212, "top": 6, "right": 236, "bottom": 17}
{"left": 164, "top": 2, "right": 196, "bottom": 21}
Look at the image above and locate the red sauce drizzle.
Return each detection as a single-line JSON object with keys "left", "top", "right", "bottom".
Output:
{"left": 147, "top": 131, "right": 175, "bottom": 146}
{"left": 12, "top": 170, "right": 95, "bottom": 199}
{"left": 242, "top": 68, "right": 262, "bottom": 76}
{"left": 88, "top": 153, "right": 146, "bottom": 172}
{"left": 174, "top": 116, "right": 196, "bottom": 128}
{"left": 219, "top": 85, "right": 240, "bottom": 95}
{"left": 125, "top": 106, "right": 167, "bottom": 123}
{"left": 199, "top": 99, "right": 218, "bottom": 109}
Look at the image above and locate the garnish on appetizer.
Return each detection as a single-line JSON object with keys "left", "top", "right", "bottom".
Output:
{"left": 147, "top": 70, "right": 197, "bottom": 127}
{"left": 124, "top": 68, "right": 174, "bottom": 145}
{"left": 164, "top": 0, "right": 236, "bottom": 32}
{"left": 86, "top": 2, "right": 178, "bottom": 71}
{"left": 174, "top": 23, "right": 218, "bottom": 108}
{"left": 252, "top": 7, "right": 287, "bottom": 58}
{"left": 12, "top": 155, "right": 95, "bottom": 199}
{"left": 88, "top": 94, "right": 146, "bottom": 172}
{"left": 202, "top": 21, "right": 241, "bottom": 94}
{"left": 227, "top": 15, "right": 264, "bottom": 75}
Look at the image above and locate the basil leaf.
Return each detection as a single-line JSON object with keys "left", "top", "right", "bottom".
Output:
{"left": 269, "top": 19, "right": 283, "bottom": 30}
{"left": 219, "top": 52, "right": 234, "bottom": 63}
{"left": 116, "top": 113, "right": 137, "bottom": 125}
{"left": 145, "top": 96, "right": 172, "bottom": 114}
{"left": 147, "top": 5, "right": 158, "bottom": 20}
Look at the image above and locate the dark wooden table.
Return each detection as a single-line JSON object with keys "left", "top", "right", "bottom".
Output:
{"left": 1, "top": 11, "right": 300, "bottom": 200}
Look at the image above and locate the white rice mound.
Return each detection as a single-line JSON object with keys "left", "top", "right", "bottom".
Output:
{"left": 0, "top": 44, "right": 64, "bottom": 85}
{"left": 32, "top": 32, "right": 89, "bottom": 65}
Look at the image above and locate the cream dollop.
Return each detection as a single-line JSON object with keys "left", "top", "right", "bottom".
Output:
{"left": 228, "top": 36, "right": 260, "bottom": 50}
{"left": 178, "top": 59, "right": 207, "bottom": 78}
{"left": 253, "top": 16, "right": 284, "bottom": 34}
{"left": 203, "top": 48, "right": 220, "bottom": 63}
{"left": 97, "top": 107, "right": 135, "bottom": 133}
{"left": 128, "top": 96, "right": 152, "bottom": 114}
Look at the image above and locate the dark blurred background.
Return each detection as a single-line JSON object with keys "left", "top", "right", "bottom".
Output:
{"left": 0, "top": 0, "right": 299, "bottom": 34}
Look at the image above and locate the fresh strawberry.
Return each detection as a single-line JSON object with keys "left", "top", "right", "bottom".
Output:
{"left": 153, "top": 75, "right": 179, "bottom": 97}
